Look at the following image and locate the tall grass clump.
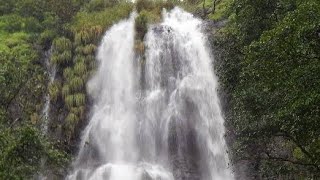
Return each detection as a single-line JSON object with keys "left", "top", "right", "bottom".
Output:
{"left": 51, "top": 37, "right": 73, "bottom": 67}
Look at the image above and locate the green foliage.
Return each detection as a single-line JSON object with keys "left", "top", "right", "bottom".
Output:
{"left": 0, "top": 125, "right": 69, "bottom": 179}
{"left": 66, "top": 113, "right": 78, "bottom": 125}
{"left": 51, "top": 51, "right": 73, "bottom": 66}
{"left": 73, "top": 55, "right": 85, "bottom": 64}
{"left": 75, "top": 46, "right": 85, "bottom": 55}
{"left": 70, "top": 77, "right": 84, "bottom": 92}
{"left": 51, "top": 37, "right": 73, "bottom": 67}
{"left": 293, "top": 147, "right": 305, "bottom": 160}
{"left": 70, "top": 3, "right": 133, "bottom": 33}
{"left": 208, "top": 0, "right": 233, "bottom": 20}
{"left": 46, "top": 0, "right": 78, "bottom": 23}
{"left": 0, "top": 0, "right": 202, "bottom": 176}
{"left": 0, "top": 0, "right": 15, "bottom": 15}
{"left": 135, "top": 11, "right": 149, "bottom": 41}
{"left": 75, "top": 27, "right": 103, "bottom": 46}
{"left": 136, "top": 0, "right": 174, "bottom": 13}
{"left": 0, "top": 14, "right": 42, "bottom": 33}
{"left": 74, "top": 61, "right": 88, "bottom": 75}
{"left": 0, "top": 0, "right": 112, "bottom": 176}
{"left": 42, "top": 12, "right": 60, "bottom": 30}
{"left": 38, "top": 29, "right": 57, "bottom": 48}
{"left": 85, "top": 55, "right": 96, "bottom": 63}
{"left": 215, "top": 0, "right": 320, "bottom": 177}
{"left": 14, "top": 0, "right": 46, "bottom": 20}
{"left": 0, "top": 33, "right": 39, "bottom": 111}
{"left": 64, "top": 113, "right": 79, "bottom": 140}
{"left": 136, "top": 0, "right": 154, "bottom": 12}
{"left": 63, "top": 67, "right": 74, "bottom": 79}
{"left": 48, "top": 81, "right": 61, "bottom": 103}
{"left": 65, "top": 95, "right": 75, "bottom": 109}
{"left": 83, "top": 44, "right": 97, "bottom": 55}
{"left": 75, "top": 31, "right": 91, "bottom": 46}
{"left": 52, "top": 37, "right": 72, "bottom": 53}
{"left": 74, "top": 93, "right": 86, "bottom": 106}
{"left": 62, "top": 84, "right": 71, "bottom": 99}
{"left": 84, "top": 0, "right": 119, "bottom": 12}
{"left": 88, "top": 57, "right": 97, "bottom": 70}
{"left": 134, "top": 0, "right": 179, "bottom": 41}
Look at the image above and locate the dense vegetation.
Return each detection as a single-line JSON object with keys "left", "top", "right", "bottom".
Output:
{"left": 213, "top": 0, "right": 320, "bottom": 178}
{"left": 0, "top": 0, "right": 319, "bottom": 179}
{"left": 0, "top": 0, "right": 132, "bottom": 178}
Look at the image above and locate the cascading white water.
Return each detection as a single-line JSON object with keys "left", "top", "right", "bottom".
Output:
{"left": 68, "top": 7, "right": 233, "bottom": 180}
{"left": 41, "top": 47, "right": 56, "bottom": 134}
{"left": 140, "top": 8, "right": 233, "bottom": 180}
{"left": 38, "top": 47, "right": 57, "bottom": 180}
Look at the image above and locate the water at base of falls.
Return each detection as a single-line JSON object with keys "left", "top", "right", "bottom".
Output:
{"left": 67, "top": 7, "right": 233, "bottom": 180}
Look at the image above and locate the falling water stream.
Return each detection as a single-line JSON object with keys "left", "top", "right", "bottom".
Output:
{"left": 68, "top": 8, "right": 233, "bottom": 180}
{"left": 41, "top": 47, "right": 56, "bottom": 134}
{"left": 38, "top": 47, "right": 56, "bottom": 180}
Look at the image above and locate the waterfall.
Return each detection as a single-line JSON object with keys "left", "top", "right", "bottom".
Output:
{"left": 41, "top": 47, "right": 56, "bottom": 134}
{"left": 140, "top": 8, "right": 233, "bottom": 180}
{"left": 68, "top": 7, "right": 233, "bottom": 180}
{"left": 37, "top": 47, "right": 56, "bottom": 180}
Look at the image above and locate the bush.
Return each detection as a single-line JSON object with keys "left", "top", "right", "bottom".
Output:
{"left": 65, "top": 95, "right": 75, "bottom": 109}
{"left": 0, "top": 125, "right": 69, "bottom": 179}
{"left": 51, "top": 51, "right": 72, "bottom": 66}
{"left": 136, "top": 0, "right": 155, "bottom": 12}
{"left": 74, "top": 61, "right": 87, "bottom": 75}
{"left": 69, "top": 77, "right": 84, "bottom": 91}
{"left": 63, "top": 67, "right": 74, "bottom": 79}
{"left": 38, "top": 30, "right": 57, "bottom": 48}
{"left": 48, "top": 81, "right": 61, "bottom": 102}
{"left": 70, "top": 3, "right": 133, "bottom": 33}
{"left": 52, "top": 37, "right": 72, "bottom": 53}
{"left": 74, "top": 93, "right": 86, "bottom": 106}
{"left": 62, "top": 85, "right": 71, "bottom": 98}
{"left": 83, "top": 44, "right": 97, "bottom": 55}
{"left": 135, "top": 11, "right": 149, "bottom": 40}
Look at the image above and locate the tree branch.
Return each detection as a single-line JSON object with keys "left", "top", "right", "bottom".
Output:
{"left": 274, "top": 132, "right": 316, "bottom": 165}
{"left": 264, "top": 151, "right": 319, "bottom": 170}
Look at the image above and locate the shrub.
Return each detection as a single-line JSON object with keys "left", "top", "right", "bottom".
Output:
{"left": 65, "top": 95, "right": 75, "bottom": 109}
{"left": 62, "top": 85, "right": 70, "bottom": 98}
{"left": 75, "top": 46, "right": 85, "bottom": 55}
{"left": 74, "top": 55, "right": 86, "bottom": 63}
{"left": 74, "top": 61, "right": 87, "bottom": 76}
{"left": 75, "top": 27, "right": 103, "bottom": 46}
{"left": 66, "top": 113, "right": 78, "bottom": 124}
{"left": 136, "top": 0, "right": 174, "bottom": 15}
{"left": 74, "top": 93, "right": 86, "bottom": 106}
{"left": 136, "top": 0, "right": 155, "bottom": 12}
{"left": 85, "top": 55, "right": 96, "bottom": 64}
{"left": 52, "top": 37, "right": 72, "bottom": 53}
{"left": 88, "top": 60, "right": 97, "bottom": 70}
{"left": 63, "top": 67, "right": 73, "bottom": 79}
{"left": 69, "top": 77, "right": 84, "bottom": 91}
{"left": 70, "top": 3, "right": 133, "bottom": 33}
{"left": 51, "top": 51, "right": 72, "bottom": 66}
{"left": 65, "top": 112, "right": 79, "bottom": 137}
{"left": 82, "top": 44, "right": 97, "bottom": 55}
{"left": 48, "top": 81, "right": 61, "bottom": 102}
{"left": 38, "top": 30, "right": 57, "bottom": 49}
{"left": 84, "top": 0, "right": 119, "bottom": 12}
{"left": 135, "top": 11, "right": 149, "bottom": 40}
{"left": 75, "top": 31, "right": 90, "bottom": 45}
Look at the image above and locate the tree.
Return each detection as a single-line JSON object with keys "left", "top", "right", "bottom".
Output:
{"left": 214, "top": 0, "right": 320, "bottom": 178}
